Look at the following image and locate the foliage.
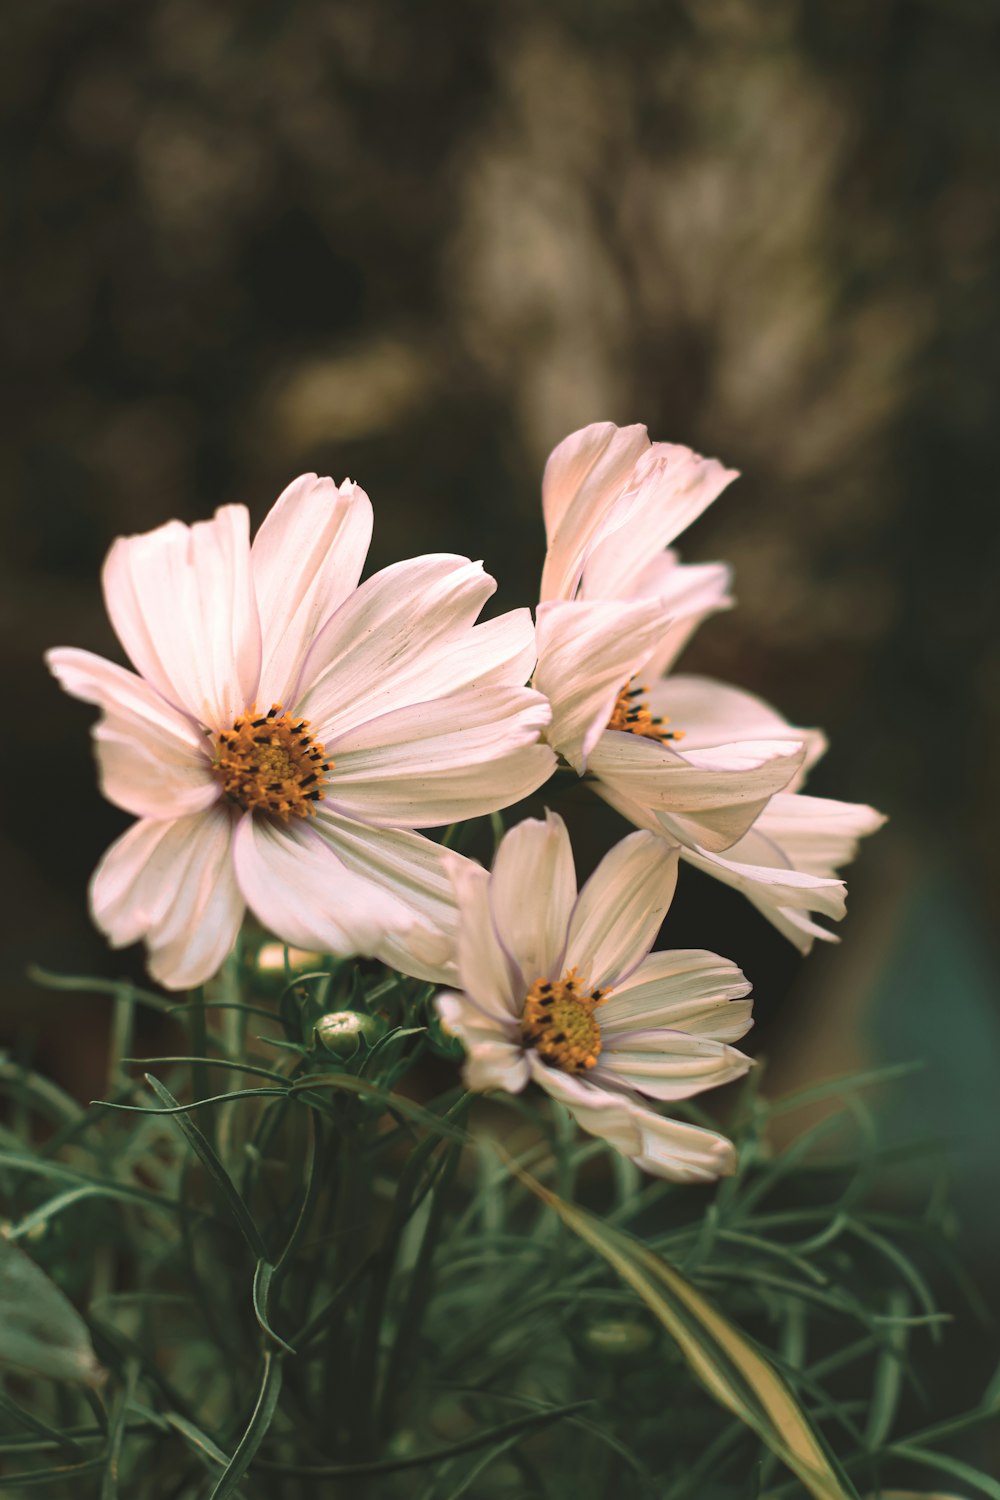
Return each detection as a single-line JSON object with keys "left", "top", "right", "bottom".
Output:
{"left": 0, "top": 929, "right": 995, "bottom": 1499}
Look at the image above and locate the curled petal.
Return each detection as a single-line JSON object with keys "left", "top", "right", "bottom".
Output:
{"left": 579, "top": 444, "right": 738, "bottom": 601}
{"left": 540, "top": 422, "right": 650, "bottom": 600}
{"left": 587, "top": 731, "right": 806, "bottom": 853}
{"left": 530, "top": 1058, "right": 736, "bottom": 1182}
{"left": 649, "top": 675, "right": 825, "bottom": 776}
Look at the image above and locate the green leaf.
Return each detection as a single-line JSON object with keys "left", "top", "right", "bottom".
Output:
{"left": 0, "top": 1237, "right": 103, "bottom": 1386}
{"left": 208, "top": 1349, "right": 283, "bottom": 1500}
{"left": 514, "top": 1169, "right": 860, "bottom": 1500}
{"left": 252, "top": 1260, "right": 296, "bottom": 1355}
{"left": 143, "top": 1075, "right": 269, "bottom": 1260}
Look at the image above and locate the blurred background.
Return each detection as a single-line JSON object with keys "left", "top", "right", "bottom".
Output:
{"left": 2, "top": 0, "right": 998, "bottom": 1276}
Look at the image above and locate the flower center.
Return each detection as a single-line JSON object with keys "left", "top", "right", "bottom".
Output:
{"left": 212, "top": 704, "right": 332, "bottom": 821}
{"left": 521, "top": 967, "right": 608, "bottom": 1073}
{"left": 607, "top": 681, "right": 684, "bottom": 745}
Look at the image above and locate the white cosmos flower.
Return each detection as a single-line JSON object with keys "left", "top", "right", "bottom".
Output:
{"left": 47, "top": 473, "right": 556, "bottom": 990}
{"left": 534, "top": 421, "right": 811, "bottom": 855}
{"left": 437, "top": 812, "right": 753, "bottom": 1182}
{"left": 532, "top": 421, "right": 883, "bottom": 945}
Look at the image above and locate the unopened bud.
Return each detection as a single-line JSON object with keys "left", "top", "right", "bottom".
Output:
{"left": 315, "top": 1010, "right": 386, "bottom": 1056}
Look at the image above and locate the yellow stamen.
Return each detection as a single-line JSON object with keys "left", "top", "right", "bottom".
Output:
{"left": 212, "top": 703, "right": 332, "bottom": 821}
{"left": 607, "top": 681, "right": 684, "bottom": 745}
{"left": 521, "top": 966, "right": 608, "bottom": 1073}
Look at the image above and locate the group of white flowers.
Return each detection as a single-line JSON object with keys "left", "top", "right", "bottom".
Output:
{"left": 49, "top": 422, "right": 883, "bottom": 1184}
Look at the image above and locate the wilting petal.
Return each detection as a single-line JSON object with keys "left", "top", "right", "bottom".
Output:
{"left": 530, "top": 1059, "right": 736, "bottom": 1182}
{"left": 540, "top": 422, "right": 650, "bottom": 600}
{"left": 102, "top": 505, "right": 260, "bottom": 731}
{"left": 587, "top": 731, "right": 806, "bottom": 852}
{"left": 47, "top": 647, "right": 218, "bottom": 820}
{"left": 629, "top": 1109, "right": 738, "bottom": 1182}
{"left": 564, "top": 831, "right": 679, "bottom": 988}
{"left": 529, "top": 1057, "right": 645, "bottom": 1156}
{"left": 649, "top": 675, "right": 826, "bottom": 774}
{"left": 295, "top": 554, "right": 497, "bottom": 740}
{"left": 90, "top": 804, "right": 243, "bottom": 989}
{"left": 437, "top": 991, "right": 529, "bottom": 1092}
{"left": 600, "top": 950, "right": 752, "bottom": 1041}
{"left": 252, "top": 474, "right": 373, "bottom": 707}
{"left": 681, "top": 792, "right": 885, "bottom": 952}
{"left": 533, "top": 597, "right": 672, "bottom": 770}
{"left": 324, "top": 685, "right": 554, "bottom": 828}
{"left": 489, "top": 812, "right": 577, "bottom": 986}
{"left": 315, "top": 810, "right": 464, "bottom": 984}
{"left": 595, "top": 1029, "right": 753, "bottom": 1101}
{"left": 232, "top": 813, "right": 448, "bottom": 978}
{"left": 579, "top": 443, "right": 738, "bottom": 601}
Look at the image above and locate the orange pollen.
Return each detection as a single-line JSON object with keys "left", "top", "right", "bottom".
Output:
{"left": 521, "top": 967, "right": 608, "bottom": 1073}
{"left": 212, "top": 703, "right": 332, "bottom": 821}
{"left": 607, "top": 681, "right": 684, "bottom": 745}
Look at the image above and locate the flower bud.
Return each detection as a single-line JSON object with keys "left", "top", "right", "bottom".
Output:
{"left": 315, "top": 1010, "right": 386, "bottom": 1056}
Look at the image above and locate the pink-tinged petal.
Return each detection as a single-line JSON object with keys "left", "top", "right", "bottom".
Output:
{"left": 580, "top": 445, "right": 738, "bottom": 601}
{"left": 323, "top": 685, "right": 554, "bottom": 828}
{"left": 600, "top": 950, "right": 752, "bottom": 1041}
{"left": 444, "top": 853, "right": 521, "bottom": 1020}
{"left": 680, "top": 791, "right": 884, "bottom": 952}
{"left": 650, "top": 675, "right": 826, "bottom": 774}
{"left": 47, "top": 647, "right": 218, "bottom": 820}
{"left": 314, "top": 809, "right": 465, "bottom": 984}
{"left": 533, "top": 597, "right": 672, "bottom": 771}
{"left": 587, "top": 731, "right": 806, "bottom": 853}
{"left": 437, "top": 991, "right": 529, "bottom": 1092}
{"left": 251, "top": 474, "right": 373, "bottom": 707}
{"left": 540, "top": 423, "right": 651, "bottom": 601}
{"left": 621, "top": 554, "right": 734, "bottom": 679}
{"left": 628, "top": 1110, "right": 738, "bottom": 1183}
{"left": 595, "top": 1030, "right": 753, "bottom": 1102}
{"left": 232, "top": 813, "right": 449, "bottom": 979}
{"left": 102, "top": 505, "right": 260, "bottom": 731}
{"left": 90, "top": 805, "right": 243, "bottom": 990}
{"left": 564, "top": 831, "right": 679, "bottom": 988}
{"left": 295, "top": 554, "right": 497, "bottom": 740}
{"left": 488, "top": 812, "right": 577, "bottom": 987}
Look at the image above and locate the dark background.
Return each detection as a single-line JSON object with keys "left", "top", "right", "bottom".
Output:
{"left": 2, "top": 1, "right": 998, "bottom": 1233}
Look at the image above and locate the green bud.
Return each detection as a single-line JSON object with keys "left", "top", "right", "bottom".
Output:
{"left": 315, "top": 1010, "right": 386, "bottom": 1056}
